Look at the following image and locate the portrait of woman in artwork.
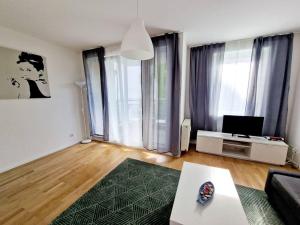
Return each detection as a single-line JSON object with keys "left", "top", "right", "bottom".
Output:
{"left": 0, "top": 46, "right": 51, "bottom": 99}
{"left": 14, "top": 52, "right": 50, "bottom": 98}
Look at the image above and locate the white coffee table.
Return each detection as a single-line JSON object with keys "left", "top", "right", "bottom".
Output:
{"left": 170, "top": 162, "right": 249, "bottom": 225}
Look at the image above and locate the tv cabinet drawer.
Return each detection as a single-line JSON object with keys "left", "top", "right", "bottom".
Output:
{"left": 251, "top": 143, "right": 288, "bottom": 165}
{"left": 196, "top": 136, "right": 222, "bottom": 154}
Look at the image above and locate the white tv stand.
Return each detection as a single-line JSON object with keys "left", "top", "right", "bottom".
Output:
{"left": 196, "top": 130, "right": 288, "bottom": 165}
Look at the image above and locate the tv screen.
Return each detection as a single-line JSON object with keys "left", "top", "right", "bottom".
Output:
{"left": 222, "top": 115, "right": 264, "bottom": 136}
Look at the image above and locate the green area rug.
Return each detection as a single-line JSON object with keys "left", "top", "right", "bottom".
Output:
{"left": 51, "top": 158, "right": 284, "bottom": 225}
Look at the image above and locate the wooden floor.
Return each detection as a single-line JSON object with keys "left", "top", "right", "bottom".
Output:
{"left": 0, "top": 141, "right": 297, "bottom": 225}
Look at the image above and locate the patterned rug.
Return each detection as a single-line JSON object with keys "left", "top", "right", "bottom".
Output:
{"left": 51, "top": 158, "right": 284, "bottom": 225}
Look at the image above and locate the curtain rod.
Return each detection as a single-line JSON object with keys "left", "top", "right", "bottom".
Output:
{"left": 189, "top": 30, "right": 300, "bottom": 48}
{"left": 98, "top": 29, "right": 299, "bottom": 51}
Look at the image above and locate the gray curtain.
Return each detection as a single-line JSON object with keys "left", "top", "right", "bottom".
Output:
{"left": 82, "top": 47, "right": 109, "bottom": 140}
{"left": 246, "top": 33, "right": 293, "bottom": 137}
{"left": 189, "top": 43, "right": 225, "bottom": 138}
{"left": 142, "top": 33, "right": 181, "bottom": 156}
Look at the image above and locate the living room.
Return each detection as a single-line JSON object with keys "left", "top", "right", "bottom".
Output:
{"left": 0, "top": 0, "right": 300, "bottom": 225}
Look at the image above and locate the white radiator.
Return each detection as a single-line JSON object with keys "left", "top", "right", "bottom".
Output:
{"left": 181, "top": 119, "right": 191, "bottom": 151}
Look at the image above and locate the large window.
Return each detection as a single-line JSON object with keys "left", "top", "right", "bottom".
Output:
{"left": 217, "top": 40, "right": 253, "bottom": 128}
{"left": 105, "top": 56, "right": 142, "bottom": 147}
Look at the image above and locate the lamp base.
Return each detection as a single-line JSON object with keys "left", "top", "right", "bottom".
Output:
{"left": 81, "top": 139, "right": 92, "bottom": 144}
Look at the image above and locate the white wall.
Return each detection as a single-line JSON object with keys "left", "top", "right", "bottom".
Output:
{"left": 0, "top": 26, "right": 84, "bottom": 172}
{"left": 287, "top": 33, "right": 300, "bottom": 167}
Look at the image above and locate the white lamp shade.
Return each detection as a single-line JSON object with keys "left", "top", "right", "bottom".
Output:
{"left": 121, "top": 18, "right": 154, "bottom": 60}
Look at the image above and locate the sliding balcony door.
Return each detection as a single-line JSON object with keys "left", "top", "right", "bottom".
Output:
{"left": 83, "top": 48, "right": 141, "bottom": 144}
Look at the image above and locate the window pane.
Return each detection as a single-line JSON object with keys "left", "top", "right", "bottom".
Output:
{"left": 154, "top": 46, "right": 168, "bottom": 148}
{"left": 105, "top": 56, "right": 142, "bottom": 147}
{"left": 85, "top": 56, "right": 103, "bottom": 136}
{"left": 218, "top": 40, "right": 253, "bottom": 118}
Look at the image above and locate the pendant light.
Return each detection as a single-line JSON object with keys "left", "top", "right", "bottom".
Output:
{"left": 120, "top": 0, "right": 154, "bottom": 60}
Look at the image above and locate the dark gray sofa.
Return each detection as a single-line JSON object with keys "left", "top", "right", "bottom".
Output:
{"left": 265, "top": 169, "right": 300, "bottom": 225}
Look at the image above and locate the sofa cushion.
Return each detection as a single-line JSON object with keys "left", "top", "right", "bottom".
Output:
{"left": 271, "top": 174, "right": 300, "bottom": 210}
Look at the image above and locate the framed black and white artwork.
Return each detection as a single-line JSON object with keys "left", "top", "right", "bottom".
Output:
{"left": 0, "top": 46, "right": 50, "bottom": 99}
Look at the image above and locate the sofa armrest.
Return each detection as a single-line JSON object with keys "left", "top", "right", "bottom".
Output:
{"left": 265, "top": 169, "right": 300, "bottom": 192}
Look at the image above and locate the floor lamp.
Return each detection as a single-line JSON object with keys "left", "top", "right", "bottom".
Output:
{"left": 75, "top": 81, "right": 92, "bottom": 144}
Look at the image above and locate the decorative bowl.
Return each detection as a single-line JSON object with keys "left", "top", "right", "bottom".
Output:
{"left": 197, "top": 181, "right": 215, "bottom": 205}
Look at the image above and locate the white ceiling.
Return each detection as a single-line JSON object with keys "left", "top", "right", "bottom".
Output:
{"left": 0, "top": 0, "right": 300, "bottom": 51}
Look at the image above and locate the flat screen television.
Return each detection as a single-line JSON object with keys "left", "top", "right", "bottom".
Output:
{"left": 222, "top": 115, "right": 264, "bottom": 137}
